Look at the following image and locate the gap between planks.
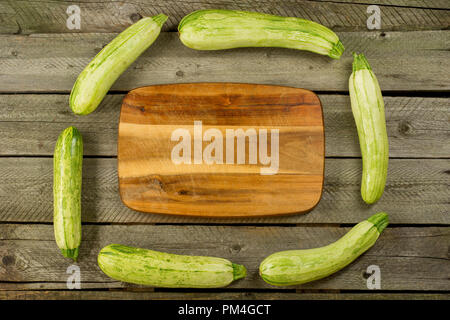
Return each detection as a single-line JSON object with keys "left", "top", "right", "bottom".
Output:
{"left": 1, "top": 290, "right": 449, "bottom": 300}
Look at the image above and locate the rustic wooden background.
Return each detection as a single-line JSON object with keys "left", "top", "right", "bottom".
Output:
{"left": 0, "top": 0, "right": 448, "bottom": 300}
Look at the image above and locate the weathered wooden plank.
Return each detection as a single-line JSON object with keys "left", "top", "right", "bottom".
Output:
{"left": 324, "top": 0, "right": 450, "bottom": 8}
{"left": 0, "top": 0, "right": 448, "bottom": 34}
{"left": 0, "top": 158, "right": 447, "bottom": 224}
{"left": 0, "top": 31, "right": 448, "bottom": 92}
{"left": 0, "top": 94, "right": 448, "bottom": 158}
{"left": 0, "top": 224, "right": 448, "bottom": 290}
{"left": 1, "top": 290, "right": 449, "bottom": 300}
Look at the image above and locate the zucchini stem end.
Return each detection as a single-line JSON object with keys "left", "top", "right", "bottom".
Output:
{"left": 367, "top": 212, "right": 389, "bottom": 234}
{"left": 61, "top": 248, "right": 79, "bottom": 262}
{"left": 232, "top": 263, "right": 247, "bottom": 281}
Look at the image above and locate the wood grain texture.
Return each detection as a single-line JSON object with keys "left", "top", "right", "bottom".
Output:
{"left": 0, "top": 158, "right": 448, "bottom": 224}
{"left": 118, "top": 83, "right": 324, "bottom": 217}
{"left": 0, "top": 94, "right": 448, "bottom": 158}
{"left": 0, "top": 31, "right": 448, "bottom": 92}
{"left": 0, "top": 0, "right": 448, "bottom": 34}
{"left": 0, "top": 224, "right": 448, "bottom": 290}
{"left": 1, "top": 291, "right": 449, "bottom": 300}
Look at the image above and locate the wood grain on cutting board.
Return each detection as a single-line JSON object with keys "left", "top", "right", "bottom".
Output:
{"left": 118, "top": 83, "right": 324, "bottom": 217}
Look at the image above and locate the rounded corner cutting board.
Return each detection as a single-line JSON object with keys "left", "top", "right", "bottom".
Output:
{"left": 118, "top": 83, "right": 324, "bottom": 218}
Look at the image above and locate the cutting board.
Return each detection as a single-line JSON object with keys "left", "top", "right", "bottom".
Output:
{"left": 118, "top": 83, "right": 324, "bottom": 218}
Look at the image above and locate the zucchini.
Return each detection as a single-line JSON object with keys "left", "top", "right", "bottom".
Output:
{"left": 259, "top": 212, "right": 388, "bottom": 286}
{"left": 178, "top": 9, "right": 344, "bottom": 59}
{"left": 69, "top": 14, "right": 168, "bottom": 115}
{"left": 98, "top": 244, "right": 247, "bottom": 288}
{"left": 53, "top": 126, "right": 83, "bottom": 261}
{"left": 349, "top": 53, "right": 389, "bottom": 204}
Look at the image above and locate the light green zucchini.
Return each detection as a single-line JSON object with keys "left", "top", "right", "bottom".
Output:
{"left": 53, "top": 126, "right": 83, "bottom": 261}
{"left": 98, "top": 244, "right": 247, "bottom": 288}
{"left": 178, "top": 9, "right": 344, "bottom": 59}
{"left": 259, "top": 212, "right": 388, "bottom": 286}
{"left": 69, "top": 14, "right": 168, "bottom": 115}
{"left": 349, "top": 53, "right": 389, "bottom": 204}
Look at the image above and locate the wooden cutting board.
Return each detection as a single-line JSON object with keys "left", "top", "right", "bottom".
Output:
{"left": 118, "top": 83, "right": 324, "bottom": 218}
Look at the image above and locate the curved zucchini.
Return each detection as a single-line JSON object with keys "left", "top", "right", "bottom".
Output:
{"left": 259, "top": 212, "right": 388, "bottom": 286}
{"left": 70, "top": 14, "right": 168, "bottom": 115}
{"left": 53, "top": 126, "right": 83, "bottom": 261}
{"left": 98, "top": 244, "right": 247, "bottom": 288}
{"left": 349, "top": 53, "right": 389, "bottom": 204}
{"left": 178, "top": 9, "right": 344, "bottom": 59}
